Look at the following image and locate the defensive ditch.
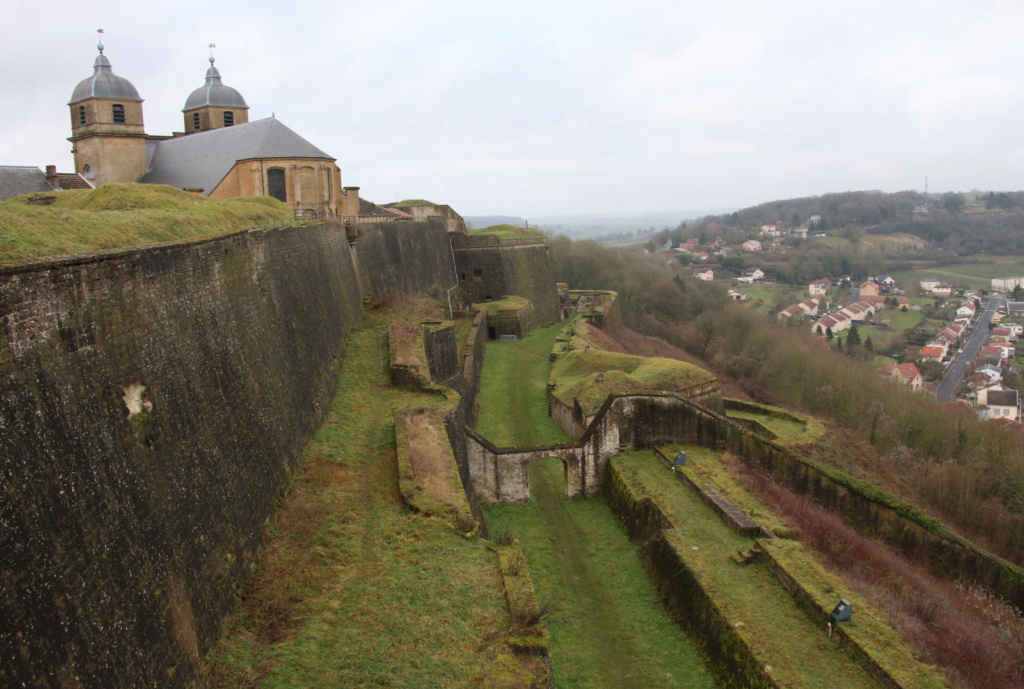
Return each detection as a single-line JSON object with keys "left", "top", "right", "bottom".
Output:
{"left": 485, "top": 458, "right": 716, "bottom": 689}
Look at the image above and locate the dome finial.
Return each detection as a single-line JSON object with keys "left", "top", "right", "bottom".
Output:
{"left": 96, "top": 28, "right": 104, "bottom": 54}
{"left": 209, "top": 43, "right": 216, "bottom": 66}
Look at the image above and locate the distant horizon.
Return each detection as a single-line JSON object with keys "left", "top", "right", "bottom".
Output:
{"left": 7, "top": 2, "right": 1024, "bottom": 218}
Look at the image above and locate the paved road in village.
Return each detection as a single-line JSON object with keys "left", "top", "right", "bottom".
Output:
{"left": 935, "top": 296, "right": 1003, "bottom": 403}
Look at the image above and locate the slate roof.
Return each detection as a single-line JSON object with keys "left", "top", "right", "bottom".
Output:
{"left": 183, "top": 60, "right": 248, "bottom": 110}
{"left": 139, "top": 117, "right": 334, "bottom": 195}
{"left": 987, "top": 390, "right": 1019, "bottom": 407}
{"left": 70, "top": 51, "right": 141, "bottom": 103}
{"left": 0, "top": 166, "right": 55, "bottom": 201}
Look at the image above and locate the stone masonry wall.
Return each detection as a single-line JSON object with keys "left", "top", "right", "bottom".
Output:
{"left": 0, "top": 223, "right": 362, "bottom": 688}
{"left": 452, "top": 238, "right": 560, "bottom": 323}
{"left": 350, "top": 218, "right": 457, "bottom": 302}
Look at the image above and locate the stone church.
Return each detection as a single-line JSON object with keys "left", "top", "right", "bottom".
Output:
{"left": 68, "top": 41, "right": 359, "bottom": 217}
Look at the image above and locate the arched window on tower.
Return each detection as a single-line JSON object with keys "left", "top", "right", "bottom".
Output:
{"left": 112, "top": 104, "right": 125, "bottom": 124}
{"left": 267, "top": 168, "right": 286, "bottom": 203}
{"left": 223, "top": 111, "right": 234, "bottom": 127}
{"left": 192, "top": 112, "right": 201, "bottom": 130}
{"left": 83, "top": 164, "right": 94, "bottom": 180}
{"left": 78, "top": 105, "right": 86, "bottom": 126}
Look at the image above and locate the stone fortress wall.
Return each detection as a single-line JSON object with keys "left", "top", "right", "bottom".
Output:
{"left": 0, "top": 214, "right": 560, "bottom": 687}
{"left": 451, "top": 234, "right": 561, "bottom": 323}
{"left": 0, "top": 224, "right": 363, "bottom": 686}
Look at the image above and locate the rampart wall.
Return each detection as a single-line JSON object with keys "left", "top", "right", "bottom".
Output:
{"left": 350, "top": 217, "right": 457, "bottom": 302}
{"left": 452, "top": 236, "right": 560, "bottom": 323}
{"left": 640, "top": 397, "right": 1024, "bottom": 609}
{"left": 0, "top": 224, "right": 362, "bottom": 687}
{"left": 467, "top": 388, "right": 1024, "bottom": 607}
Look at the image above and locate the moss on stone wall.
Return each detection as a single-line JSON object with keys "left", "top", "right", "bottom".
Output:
{"left": 0, "top": 221, "right": 362, "bottom": 687}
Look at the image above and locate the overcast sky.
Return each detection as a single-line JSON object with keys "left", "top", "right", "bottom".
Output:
{"left": 4, "top": 0, "right": 1024, "bottom": 217}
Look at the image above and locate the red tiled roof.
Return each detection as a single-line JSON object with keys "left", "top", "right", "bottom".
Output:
{"left": 55, "top": 172, "right": 92, "bottom": 190}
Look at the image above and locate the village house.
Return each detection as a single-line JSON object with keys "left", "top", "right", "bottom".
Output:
{"left": 778, "top": 304, "right": 805, "bottom": 321}
{"left": 839, "top": 300, "right": 875, "bottom": 322}
{"left": 920, "top": 344, "right": 946, "bottom": 362}
{"left": 809, "top": 278, "right": 831, "bottom": 296}
{"left": 727, "top": 288, "right": 749, "bottom": 301}
{"left": 977, "top": 344, "right": 1013, "bottom": 367}
{"left": 797, "top": 298, "right": 822, "bottom": 315}
{"left": 737, "top": 268, "right": 765, "bottom": 284}
{"left": 779, "top": 297, "right": 823, "bottom": 322}
{"left": 741, "top": 239, "right": 762, "bottom": 252}
{"left": 978, "top": 389, "right": 1021, "bottom": 422}
{"left": 693, "top": 268, "right": 714, "bottom": 281}
{"left": 956, "top": 302, "right": 977, "bottom": 318}
{"left": 879, "top": 362, "right": 924, "bottom": 391}
{"left": 919, "top": 278, "right": 940, "bottom": 292}
{"left": 876, "top": 275, "right": 896, "bottom": 288}
{"left": 814, "top": 311, "right": 851, "bottom": 335}
{"left": 859, "top": 280, "right": 880, "bottom": 297}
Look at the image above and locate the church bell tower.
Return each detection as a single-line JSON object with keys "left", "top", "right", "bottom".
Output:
{"left": 68, "top": 34, "right": 148, "bottom": 186}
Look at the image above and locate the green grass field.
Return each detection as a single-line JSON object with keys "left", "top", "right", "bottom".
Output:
{"left": 475, "top": 325, "right": 573, "bottom": 446}
{"left": 735, "top": 283, "right": 790, "bottom": 311}
{"left": 485, "top": 459, "right": 717, "bottom": 689}
{"left": 206, "top": 304, "right": 529, "bottom": 688}
{"left": 890, "top": 260, "right": 1024, "bottom": 291}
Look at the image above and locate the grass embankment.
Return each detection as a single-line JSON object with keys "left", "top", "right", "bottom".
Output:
{"left": 0, "top": 184, "right": 293, "bottom": 262}
{"left": 473, "top": 295, "right": 531, "bottom": 316}
{"left": 612, "top": 450, "right": 894, "bottom": 689}
{"left": 206, "top": 304, "right": 532, "bottom": 688}
{"left": 548, "top": 319, "right": 716, "bottom": 413}
{"left": 474, "top": 324, "right": 572, "bottom": 446}
{"left": 467, "top": 224, "right": 545, "bottom": 240}
{"left": 485, "top": 459, "right": 716, "bottom": 689}
{"left": 723, "top": 401, "right": 825, "bottom": 447}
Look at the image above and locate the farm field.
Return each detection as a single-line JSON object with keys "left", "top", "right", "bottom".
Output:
{"left": 890, "top": 258, "right": 1024, "bottom": 291}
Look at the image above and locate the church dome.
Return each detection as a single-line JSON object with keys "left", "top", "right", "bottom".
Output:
{"left": 70, "top": 44, "right": 141, "bottom": 104}
{"left": 183, "top": 58, "right": 248, "bottom": 110}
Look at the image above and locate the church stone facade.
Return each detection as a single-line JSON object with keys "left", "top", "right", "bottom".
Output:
{"left": 68, "top": 42, "right": 357, "bottom": 217}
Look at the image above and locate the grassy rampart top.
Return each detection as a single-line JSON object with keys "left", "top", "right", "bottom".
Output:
{"left": 550, "top": 348, "right": 717, "bottom": 413}
{"left": 473, "top": 296, "right": 530, "bottom": 315}
{"left": 467, "top": 224, "right": 545, "bottom": 240}
{"left": 0, "top": 184, "right": 293, "bottom": 262}
{"left": 384, "top": 198, "right": 436, "bottom": 207}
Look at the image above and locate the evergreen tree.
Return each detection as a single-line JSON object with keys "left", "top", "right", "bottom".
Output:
{"left": 847, "top": 323, "right": 862, "bottom": 348}
{"left": 864, "top": 336, "right": 874, "bottom": 353}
